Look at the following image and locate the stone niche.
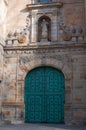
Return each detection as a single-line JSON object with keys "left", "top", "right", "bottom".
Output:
{"left": 38, "top": 15, "right": 51, "bottom": 42}
{"left": 27, "top": 2, "right": 63, "bottom": 45}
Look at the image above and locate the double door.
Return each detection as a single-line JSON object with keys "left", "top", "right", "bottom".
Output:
{"left": 25, "top": 67, "right": 65, "bottom": 123}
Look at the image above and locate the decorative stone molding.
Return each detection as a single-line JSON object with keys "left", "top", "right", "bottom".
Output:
{"left": 2, "top": 102, "right": 24, "bottom": 107}
{"left": 59, "top": 24, "right": 86, "bottom": 42}
{"left": 17, "top": 34, "right": 27, "bottom": 44}
{"left": 19, "top": 56, "right": 72, "bottom": 81}
{"left": 27, "top": 2, "right": 63, "bottom": 10}
{"left": 6, "top": 28, "right": 29, "bottom": 46}
{"left": 61, "top": 32, "right": 72, "bottom": 41}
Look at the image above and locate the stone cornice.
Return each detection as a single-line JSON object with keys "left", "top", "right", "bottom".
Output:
{"left": 4, "top": 43, "right": 86, "bottom": 51}
{"left": 27, "top": 2, "right": 63, "bottom": 10}
{"left": 2, "top": 102, "right": 24, "bottom": 107}
{"left": 65, "top": 103, "right": 86, "bottom": 109}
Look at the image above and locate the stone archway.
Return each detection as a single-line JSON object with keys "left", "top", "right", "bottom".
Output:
{"left": 21, "top": 58, "right": 72, "bottom": 81}
{"left": 19, "top": 57, "right": 72, "bottom": 124}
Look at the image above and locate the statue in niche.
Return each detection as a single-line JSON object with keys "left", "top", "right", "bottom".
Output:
{"left": 41, "top": 19, "right": 49, "bottom": 41}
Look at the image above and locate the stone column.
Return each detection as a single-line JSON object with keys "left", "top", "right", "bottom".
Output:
{"left": 31, "top": 14, "right": 37, "bottom": 43}
{"left": 0, "top": 44, "right": 4, "bottom": 122}
{"left": 51, "top": 15, "right": 58, "bottom": 42}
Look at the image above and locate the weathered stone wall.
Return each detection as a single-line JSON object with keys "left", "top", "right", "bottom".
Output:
{"left": 2, "top": 44, "right": 86, "bottom": 125}
{"left": 0, "top": 0, "right": 86, "bottom": 125}
{"left": 2, "top": 50, "right": 24, "bottom": 122}
{"left": 6, "top": 0, "right": 85, "bottom": 37}
{"left": 0, "top": 44, "right": 4, "bottom": 121}
{"left": 0, "top": 0, "right": 6, "bottom": 121}
{"left": 63, "top": 0, "right": 84, "bottom": 26}
{"left": 0, "top": 0, "right": 7, "bottom": 40}
{"left": 72, "top": 54, "right": 86, "bottom": 125}
{"left": 85, "top": 0, "right": 86, "bottom": 24}
{"left": 2, "top": 46, "right": 72, "bottom": 123}
{"left": 6, "top": 0, "right": 29, "bottom": 35}
{"left": 5, "top": 0, "right": 85, "bottom": 46}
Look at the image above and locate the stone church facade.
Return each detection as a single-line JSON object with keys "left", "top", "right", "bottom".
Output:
{"left": 0, "top": 0, "right": 86, "bottom": 125}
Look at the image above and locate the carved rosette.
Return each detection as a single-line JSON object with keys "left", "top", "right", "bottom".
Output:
{"left": 61, "top": 32, "right": 72, "bottom": 41}
{"left": 17, "top": 34, "right": 27, "bottom": 44}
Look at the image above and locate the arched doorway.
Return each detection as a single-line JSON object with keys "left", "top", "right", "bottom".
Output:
{"left": 24, "top": 66, "right": 65, "bottom": 123}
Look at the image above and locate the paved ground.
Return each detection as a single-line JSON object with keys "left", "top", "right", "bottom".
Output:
{"left": 0, "top": 123, "right": 86, "bottom": 130}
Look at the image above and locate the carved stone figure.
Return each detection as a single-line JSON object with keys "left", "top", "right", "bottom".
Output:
{"left": 41, "top": 19, "right": 48, "bottom": 41}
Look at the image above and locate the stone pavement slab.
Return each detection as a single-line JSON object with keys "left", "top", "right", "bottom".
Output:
{"left": 0, "top": 124, "right": 86, "bottom": 130}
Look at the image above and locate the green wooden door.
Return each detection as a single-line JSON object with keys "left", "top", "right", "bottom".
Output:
{"left": 24, "top": 67, "right": 65, "bottom": 123}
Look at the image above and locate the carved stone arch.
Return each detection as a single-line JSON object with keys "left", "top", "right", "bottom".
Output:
{"left": 22, "top": 58, "right": 72, "bottom": 123}
{"left": 22, "top": 57, "right": 72, "bottom": 123}
{"left": 22, "top": 57, "right": 72, "bottom": 83}
{"left": 38, "top": 15, "right": 51, "bottom": 42}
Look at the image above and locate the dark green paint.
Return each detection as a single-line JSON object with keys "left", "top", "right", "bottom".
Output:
{"left": 24, "top": 67, "right": 65, "bottom": 123}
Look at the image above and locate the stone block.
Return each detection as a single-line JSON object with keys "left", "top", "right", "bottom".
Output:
{"left": 73, "top": 98, "right": 82, "bottom": 103}
{"left": 4, "top": 120, "right": 11, "bottom": 124}
{"left": 78, "top": 36, "right": 84, "bottom": 41}
{"left": 7, "top": 98, "right": 15, "bottom": 102}
{"left": 11, "top": 120, "right": 24, "bottom": 124}
{"left": 72, "top": 37, "right": 77, "bottom": 42}
{"left": 7, "top": 40, "right": 13, "bottom": 45}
